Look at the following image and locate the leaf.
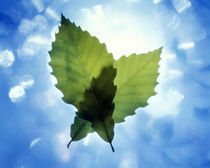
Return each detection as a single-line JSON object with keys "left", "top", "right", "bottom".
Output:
{"left": 49, "top": 14, "right": 162, "bottom": 152}
{"left": 49, "top": 15, "right": 116, "bottom": 151}
{"left": 49, "top": 14, "right": 113, "bottom": 107}
{"left": 113, "top": 48, "right": 162, "bottom": 123}
{"left": 67, "top": 116, "right": 93, "bottom": 148}
{"left": 77, "top": 65, "right": 117, "bottom": 152}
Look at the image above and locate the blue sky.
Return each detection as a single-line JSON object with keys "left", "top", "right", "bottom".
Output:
{"left": 0, "top": 0, "right": 210, "bottom": 167}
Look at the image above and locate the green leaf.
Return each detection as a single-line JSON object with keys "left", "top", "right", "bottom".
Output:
{"left": 113, "top": 48, "right": 162, "bottom": 123}
{"left": 49, "top": 14, "right": 113, "bottom": 107}
{"left": 49, "top": 14, "right": 162, "bottom": 152}
{"left": 67, "top": 116, "right": 93, "bottom": 148}
{"left": 49, "top": 15, "right": 116, "bottom": 151}
{"left": 77, "top": 65, "right": 117, "bottom": 152}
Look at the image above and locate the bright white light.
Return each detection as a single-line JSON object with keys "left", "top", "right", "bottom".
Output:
{"left": 50, "top": 75, "right": 57, "bottom": 84}
{"left": 83, "top": 134, "right": 91, "bottom": 146}
{"left": 0, "top": 50, "right": 15, "bottom": 67}
{"left": 46, "top": 7, "right": 59, "bottom": 21}
{"left": 50, "top": 26, "right": 59, "bottom": 41}
{"left": 30, "top": 138, "right": 41, "bottom": 148}
{"left": 178, "top": 42, "right": 195, "bottom": 50}
{"left": 173, "top": 0, "right": 191, "bottom": 13}
{"left": 31, "top": 0, "right": 45, "bottom": 13}
{"left": 79, "top": 5, "right": 164, "bottom": 59}
{"left": 9, "top": 85, "right": 25, "bottom": 103}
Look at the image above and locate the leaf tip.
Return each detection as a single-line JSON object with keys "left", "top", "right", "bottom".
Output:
{"left": 61, "top": 13, "right": 69, "bottom": 24}
{"left": 61, "top": 13, "right": 65, "bottom": 20}
{"left": 159, "top": 46, "right": 164, "bottom": 51}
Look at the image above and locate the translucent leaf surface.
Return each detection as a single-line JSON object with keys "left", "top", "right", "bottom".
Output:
{"left": 49, "top": 15, "right": 113, "bottom": 107}
{"left": 113, "top": 48, "right": 162, "bottom": 123}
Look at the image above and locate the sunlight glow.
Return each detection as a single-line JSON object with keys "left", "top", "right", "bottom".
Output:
{"left": 79, "top": 4, "right": 164, "bottom": 59}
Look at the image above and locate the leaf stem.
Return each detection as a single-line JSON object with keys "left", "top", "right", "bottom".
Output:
{"left": 67, "top": 140, "right": 72, "bottom": 149}
{"left": 103, "top": 122, "right": 115, "bottom": 152}
{"left": 110, "top": 142, "right": 115, "bottom": 152}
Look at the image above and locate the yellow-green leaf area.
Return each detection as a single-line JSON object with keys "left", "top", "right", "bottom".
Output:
{"left": 113, "top": 48, "right": 162, "bottom": 123}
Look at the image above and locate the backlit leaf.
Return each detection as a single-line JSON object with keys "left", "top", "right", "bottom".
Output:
{"left": 113, "top": 48, "right": 162, "bottom": 123}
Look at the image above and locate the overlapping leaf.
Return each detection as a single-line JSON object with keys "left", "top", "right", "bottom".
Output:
{"left": 49, "top": 15, "right": 116, "bottom": 151}
{"left": 113, "top": 48, "right": 162, "bottom": 123}
{"left": 49, "top": 14, "right": 162, "bottom": 152}
{"left": 77, "top": 65, "right": 116, "bottom": 151}
{"left": 49, "top": 14, "right": 113, "bottom": 107}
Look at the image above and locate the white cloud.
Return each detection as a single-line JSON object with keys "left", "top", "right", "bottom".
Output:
{"left": 18, "top": 19, "right": 35, "bottom": 35}
{"left": 33, "top": 15, "right": 48, "bottom": 30}
{"left": 33, "top": 87, "right": 63, "bottom": 109}
{"left": 31, "top": 0, "right": 45, "bottom": 13}
{"left": 17, "top": 42, "right": 37, "bottom": 58}
{"left": 146, "top": 89, "right": 184, "bottom": 118}
{"left": 30, "top": 138, "right": 41, "bottom": 148}
{"left": 8, "top": 75, "right": 34, "bottom": 103}
{"left": 178, "top": 42, "right": 195, "bottom": 50}
{"left": 18, "top": 15, "right": 48, "bottom": 35}
{"left": 27, "top": 35, "right": 50, "bottom": 45}
{"left": 17, "top": 35, "right": 50, "bottom": 58}
{"left": 45, "top": 7, "right": 59, "bottom": 21}
{"left": 0, "top": 50, "right": 15, "bottom": 67}
{"left": 172, "top": 0, "right": 191, "bottom": 13}
{"left": 20, "top": 76, "right": 35, "bottom": 89}
{"left": 9, "top": 85, "right": 25, "bottom": 103}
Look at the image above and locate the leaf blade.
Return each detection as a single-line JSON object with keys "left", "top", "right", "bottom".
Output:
{"left": 77, "top": 65, "right": 117, "bottom": 151}
{"left": 49, "top": 15, "right": 113, "bottom": 107}
{"left": 67, "top": 116, "right": 93, "bottom": 148}
{"left": 113, "top": 48, "right": 162, "bottom": 123}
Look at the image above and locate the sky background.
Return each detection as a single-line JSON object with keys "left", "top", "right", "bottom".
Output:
{"left": 0, "top": 0, "right": 210, "bottom": 167}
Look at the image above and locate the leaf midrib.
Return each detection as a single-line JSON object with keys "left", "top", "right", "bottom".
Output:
{"left": 68, "top": 28, "right": 114, "bottom": 150}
